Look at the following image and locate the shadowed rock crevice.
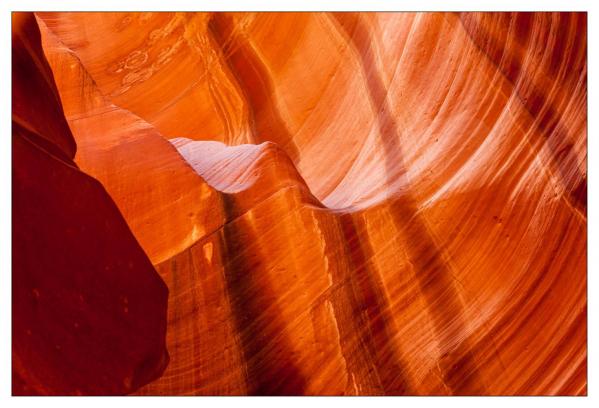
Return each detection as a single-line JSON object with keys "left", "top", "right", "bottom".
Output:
{"left": 219, "top": 194, "right": 308, "bottom": 395}
{"left": 208, "top": 13, "right": 301, "bottom": 161}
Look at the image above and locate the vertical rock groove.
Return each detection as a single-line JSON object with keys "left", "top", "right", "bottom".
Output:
{"left": 219, "top": 195, "right": 308, "bottom": 395}
{"left": 330, "top": 13, "right": 486, "bottom": 394}
{"left": 208, "top": 13, "right": 301, "bottom": 161}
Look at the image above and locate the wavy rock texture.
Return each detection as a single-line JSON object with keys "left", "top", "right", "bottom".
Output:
{"left": 14, "top": 12, "right": 586, "bottom": 395}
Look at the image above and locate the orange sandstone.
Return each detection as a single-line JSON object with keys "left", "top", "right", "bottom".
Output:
{"left": 13, "top": 12, "right": 586, "bottom": 395}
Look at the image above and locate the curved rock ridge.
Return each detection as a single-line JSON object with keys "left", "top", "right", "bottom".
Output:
{"left": 172, "top": 138, "right": 324, "bottom": 209}
{"left": 14, "top": 12, "right": 587, "bottom": 396}
{"left": 35, "top": 12, "right": 588, "bottom": 212}
{"left": 172, "top": 139, "right": 308, "bottom": 194}
{"left": 138, "top": 134, "right": 585, "bottom": 395}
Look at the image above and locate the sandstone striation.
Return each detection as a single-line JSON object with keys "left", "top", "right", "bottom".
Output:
{"left": 13, "top": 12, "right": 586, "bottom": 395}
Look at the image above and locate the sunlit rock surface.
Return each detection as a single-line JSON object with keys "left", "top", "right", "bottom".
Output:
{"left": 13, "top": 12, "right": 586, "bottom": 395}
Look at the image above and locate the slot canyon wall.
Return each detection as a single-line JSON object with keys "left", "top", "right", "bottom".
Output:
{"left": 12, "top": 11, "right": 587, "bottom": 395}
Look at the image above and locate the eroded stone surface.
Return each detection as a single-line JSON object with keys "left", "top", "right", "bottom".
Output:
{"left": 14, "top": 12, "right": 587, "bottom": 395}
{"left": 12, "top": 13, "right": 169, "bottom": 396}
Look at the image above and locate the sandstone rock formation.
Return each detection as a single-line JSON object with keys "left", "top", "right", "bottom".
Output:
{"left": 12, "top": 13, "right": 169, "bottom": 395}
{"left": 13, "top": 12, "right": 586, "bottom": 395}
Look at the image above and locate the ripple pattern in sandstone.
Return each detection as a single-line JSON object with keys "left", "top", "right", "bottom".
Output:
{"left": 12, "top": 11, "right": 586, "bottom": 396}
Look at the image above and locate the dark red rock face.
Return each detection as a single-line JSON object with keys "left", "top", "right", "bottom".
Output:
{"left": 13, "top": 12, "right": 586, "bottom": 395}
{"left": 12, "top": 13, "right": 169, "bottom": 396}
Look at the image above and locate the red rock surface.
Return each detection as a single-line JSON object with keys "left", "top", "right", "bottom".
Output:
{"left": 14, "top": 12, "right": 586, "bottom": 395}
{"left": 12, "top": 13, "right": 169, "bottom": 396}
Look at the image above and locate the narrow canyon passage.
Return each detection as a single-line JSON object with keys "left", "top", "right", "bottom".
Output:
{"left": 13, "top": 11, "right": 586, "bottom": 395}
